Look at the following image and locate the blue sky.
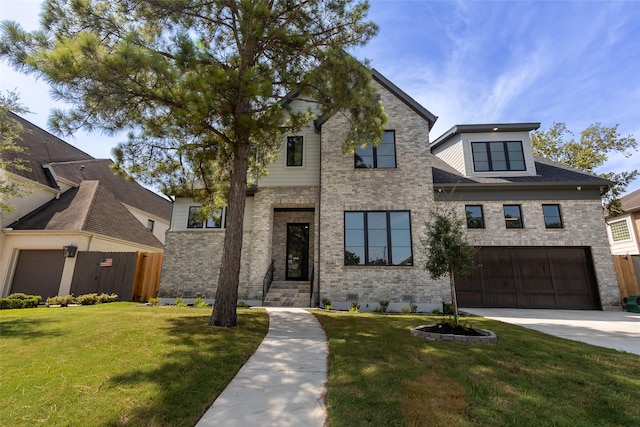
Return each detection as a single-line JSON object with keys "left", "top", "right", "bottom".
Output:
{"left": 2, "top": 0, "right": 639, "bottom": 194}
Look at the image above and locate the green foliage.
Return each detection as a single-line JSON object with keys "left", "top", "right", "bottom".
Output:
{"left": 378, "top": 300, "right": 390, "bottom": 313}
{"left": 0, "top": 91, "right": 31, "bottom": 212}
{"left": 194, "top": 298, "right": 209, "bottom": 308}
{"left": 410, "top": 302, "right": 418, "bottom": 313}
{"left": 321, "top": 297, "right": 332, "bottom": 309}
{"left": 148, "top": 297, "right": 160, "bottom": 306}
{"left": 45, "top": 293, "right": 118, "bottom": 306}
{"left": 96, "top": 293, "right": 118, "bottom": 303}
{"left": 0, "top": 0, "right": 386, "bottom": 328}
{"left": 401, "top": 307, "right": 410, "bottom": 314}
{"left": 45, "top": 294, "right": 75, "bottom": 307}
{"left": 236, "top": 300, "right": 249, "bottom": 308}
{"left": 0, "top": 293, "right": 41, "bottom": 309}
{"left": 349, "top": 301, "right": 360, "bottom": 312}
{"left": 175, "top": 297, "right": 187, "bottom": 307}
{"left": 422, "top": 204, "right": 477, "bottom": 325}
{"left": 75, "top": 293, "right": 98, "bottom": 305}
{"left": 531, "top": 122, "right": 638, "bottom": 212}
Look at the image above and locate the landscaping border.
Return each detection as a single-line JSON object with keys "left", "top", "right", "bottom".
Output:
{"left": 411, "top": 324, "right": 497, "bottom": 344}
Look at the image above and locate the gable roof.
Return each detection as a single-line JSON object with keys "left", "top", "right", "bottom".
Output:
{"left": 431, "top": 155, "right": 611, "bottom": 189}
{"left": 430, "top": 123, "right": 541, "bottom": 150}
{"left": 8, "top": 180, "right": 163, "bottom": 249}
{"left": 371, "top": 69, "right": 438, "bottom": 130}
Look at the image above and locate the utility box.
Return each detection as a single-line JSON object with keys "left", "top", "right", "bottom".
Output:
{"left": 623, "top": 295, "right": 640, "bottom": 313}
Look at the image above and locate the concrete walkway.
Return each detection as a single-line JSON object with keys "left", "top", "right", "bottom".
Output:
{"left": 196, "top": 307, "right": 328, "bottom": 427}
{"left": 463, "top": 308, "right": 640, "bottom": 356}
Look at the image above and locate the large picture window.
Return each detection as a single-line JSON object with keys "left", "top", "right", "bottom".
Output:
{"left": 472, "top": 141, "right": 525, "bottom": 172}
{"left": 344, "top": 211, "right": 412, "bottom": 266}
{"left": 355, "top": 130, "right": 396, "bottom": 169}
{"left": 286, "top": 136, "right": 303, "bottom": 167}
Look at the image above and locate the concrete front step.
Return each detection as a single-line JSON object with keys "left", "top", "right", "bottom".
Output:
{"left": 264, "top": 281, "right": 311, "bottom": 307}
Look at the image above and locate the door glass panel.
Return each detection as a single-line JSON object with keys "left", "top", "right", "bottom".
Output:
{"left": 287, "top": 224, "right": 309, "bottom": 280}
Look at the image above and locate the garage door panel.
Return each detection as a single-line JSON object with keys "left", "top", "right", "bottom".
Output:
{"left": 457, "top": 246, "right": 600, "bottom": 310}
{"left": 10, "top": 250, "right": 64, "bottom": 299}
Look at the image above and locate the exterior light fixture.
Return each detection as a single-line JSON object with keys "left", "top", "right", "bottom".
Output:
{"left": 63, "top": 245, "right": 78, "bottom": 258}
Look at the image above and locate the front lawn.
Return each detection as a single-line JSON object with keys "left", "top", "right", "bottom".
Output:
{"left": 314, "top": 311, "right": 640, "bottom": 427}
{"left": 0, "top": 303, "right": 268, "bottom": 426}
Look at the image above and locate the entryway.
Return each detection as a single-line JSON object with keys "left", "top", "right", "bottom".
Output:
{"left": 286, "top": 223, "right": 309, "bottom": 280}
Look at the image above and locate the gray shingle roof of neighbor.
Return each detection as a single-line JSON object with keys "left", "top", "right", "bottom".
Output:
{"left": 431, "top": 155, "right": 612, "bottom": 188}
{"left": 4, "top": 112, "right": 171, "bottom": 222}
{"left": 9, "top": 180, "right": 163, "bottom": 249}
{"left": 619, "top": 188, "right": 640, "bottom": 212}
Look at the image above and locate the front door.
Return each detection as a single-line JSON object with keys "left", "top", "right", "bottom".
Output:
{"left": 286, "top": 223, "right": 309, "bottom": 280}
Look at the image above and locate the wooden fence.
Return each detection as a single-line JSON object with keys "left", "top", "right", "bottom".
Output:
{"left": 612, "top": 255, "right": 640, "bottom": 299}
{"left": 131, "top": 252, "right": 164, "bottom": 302}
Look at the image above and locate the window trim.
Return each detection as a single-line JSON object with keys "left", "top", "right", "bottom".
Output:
{"left": 609, "top": 218, "right": 632, "bottom": 242}
{"left": 542, "top": 204, "right": 563, "bottom": 229}
{"left": 344, "top": 210, "right": 413, "bottom": 266}
{"left": 286, "top": 136, "right": 303, "bottom": 167}
{"left": 465, "top": 205, "right": 485, "bottom": 229}
{"left": 146, "top": 219, "right": 155, "bottom": 232}
{"left": 187, "top": 206, "right": 204, "bottom": 229}
{"left": 188, "top": 206, "right": 226, "bottom": 230}
{"left": 471, "top": 141, "right": 525, "bottom": 172}
{"left": 503, "top": 204, "right": 524, "bottom": 229}
{"left": 354, "top": 130, "right": 397, "bottom": 169}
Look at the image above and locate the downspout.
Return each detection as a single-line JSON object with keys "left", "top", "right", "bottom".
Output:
{"left": 316, "top": 123, "right": 322, "bottom": 307}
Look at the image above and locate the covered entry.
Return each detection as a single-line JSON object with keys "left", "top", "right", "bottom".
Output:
{"left": 456, "top": 246, "right": 601, "bottom": 309}
{"left": 271, "top": 208, "right": 315, "bottom": 282}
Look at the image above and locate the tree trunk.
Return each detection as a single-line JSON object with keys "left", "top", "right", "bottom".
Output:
{"left": 449, "top": 269, "right": 459, "bottom": 326}
{"left": 210, "top": 141, "right": 250, "bottom": 327}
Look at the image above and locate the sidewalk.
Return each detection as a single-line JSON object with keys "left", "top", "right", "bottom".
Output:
{"left": 196, "top": 307, "right": 328, "bottom": 427}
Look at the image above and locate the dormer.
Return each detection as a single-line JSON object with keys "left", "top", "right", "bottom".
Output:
{"left": 431, "top": 123, "right": 540, "bottom": 178}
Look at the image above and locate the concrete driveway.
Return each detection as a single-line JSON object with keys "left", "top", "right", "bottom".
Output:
{"left": 462, "top": 308, "right": 640, "bottom": 356}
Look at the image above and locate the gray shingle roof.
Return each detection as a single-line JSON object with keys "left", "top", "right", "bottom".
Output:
{"left": 9, "top": 180, "right": 163, "bottom": 249}
{"left": 620, "top": 188, "right": 640, "bottom": 212}
{"left": 432, "top": 155, "right": 611, "bottom": 187}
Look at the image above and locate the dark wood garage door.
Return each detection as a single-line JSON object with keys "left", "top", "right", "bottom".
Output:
{"left": 456, "top": 247, "right": 601, "bottom": 309}
{"left": 10, "top": 250, "right": 65, "bottom": 299}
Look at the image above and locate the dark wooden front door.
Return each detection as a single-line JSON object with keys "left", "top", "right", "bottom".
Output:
{"left": 286, "top": 223, "right": 309, "bottom": 280}
{"left": 456, "top": 247, "right": 600, "bottom": 309}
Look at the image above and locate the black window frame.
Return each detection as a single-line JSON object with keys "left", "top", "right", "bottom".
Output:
{"left": 471, "top": 141, "right": 526, "bottom": 172}
{"left": 354, "top": 130, "right": 396, "bottom": 169}
{"left": 465, "top": 205, "right": 485, "bottom": 229}
{"left": 206, "top": 208, "right": 225, "bottom": 229}
{"left": 146, "top": 219, "right": 155, "bottom": 232}
{"left": 344, "top": 210, "right": 413, "bottom": 266}
{"left": 542, "top": 204, "right": 563, "bottom": 229}
{"left": 187, "top": 206, "right": 204, "bottom": 228}
{"left": 188, "top": 206, "right": 226, "bottom": 229}
{"left": 286, "top": 136, "right": 303, "bottom": 167}
{"left": 503, "top": 204, "right": 524, "bottom": 229}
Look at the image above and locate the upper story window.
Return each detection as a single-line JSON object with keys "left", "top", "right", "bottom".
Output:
{"left": 503, "top": 204, "right": 524, "bottom": 229}
{"left": 542, "top": 204, "right": 563, "bottom": 229}
{"left": 465, "top": 205, "right": 485, "bottom": 229}
{"left": 146, "top": 219, "right": 155, "bottom": 232}
{"left": 609, "top": 219, "right": 631, "bottom": 242}
{"left": 287, "top": 136, "right": 303, "bottom": 167}
{"left": 188, "top": 206, "right": 226, "bottom": 229}
{"left": 355, "top": 130, "right": 396, "bottom": 169}
{"left": 472, "top": 141, "right": 525, "bottom": 172}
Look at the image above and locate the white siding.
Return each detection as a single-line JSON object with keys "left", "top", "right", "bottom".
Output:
{"left": 0, "top": 174, "right": 59, "bottom": 228}
{"left": 258, "top": 100, "right": 320, "bottom": 187}
{"left": 432, "top": 135, "right": 466, "bottom": 174}
{"left": 125, "top": 204, "right": 170, "bottom": 244}
{"left": 607, "top": 215, "right": 639, "bottom": 255}
{"left": 170, "top": 197, "right": 254, "bottom": 232}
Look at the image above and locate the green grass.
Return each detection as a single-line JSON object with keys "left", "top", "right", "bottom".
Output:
{"left": 314, "top": 311, "right": 640, "bottom": 427}
{"left": 0, "top": 303, "right": 268, "bottom": 426}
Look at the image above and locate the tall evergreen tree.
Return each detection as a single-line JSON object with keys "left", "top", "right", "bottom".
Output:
{"left": 0, "top": 92, "right": 30, "bottom": 214}
{"left": 0, "top": 0, "right": 386, "bottom": 326}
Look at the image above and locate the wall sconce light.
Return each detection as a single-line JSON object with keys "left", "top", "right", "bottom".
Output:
{"left": 63, "top": 245, "right": 78, "bottom": 258}
{"left": 576, "top": 186, "right": 582, "bottom": 191}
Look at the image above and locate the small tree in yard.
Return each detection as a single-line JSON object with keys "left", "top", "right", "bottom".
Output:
{"left": 422, "top": 205, "right": 476, "bottom": 326}
{"left": 0, "top": 0, "right": 386, "bottom": 327}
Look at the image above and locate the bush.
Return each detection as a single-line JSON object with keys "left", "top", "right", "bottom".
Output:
{"left": 148, "top": 297, "right": 160, "bottom": 306}
{"left": 194, "top": 298, "right": 209, "bottom": 307}
{"left": 349, "top": 301, "right": 360, "bottom": 313}
{"left": 378, "top": 300, "right": 390, "bottom": 313}
{"left": 175, "top": 296, "right": 187, "bottom": 307}
{"left": 75, "top": 293, "right": 98, "bottom": 305}
{"left": 237, "top": 301, "right": 249, "bottom": 308}
{"left": 46, "top": 294, "right": 75, "bottom": 307}
{"left": 0, "top": 293, "right": 42, "bottom": 309}
{"left": 97, "top": 293, "right": 118, "bottom": 303}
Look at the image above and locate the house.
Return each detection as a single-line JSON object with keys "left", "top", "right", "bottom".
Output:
{"left": 0, "top": 113, "right": 172, "bottom": 300}
{"left": 158, "top": 70, "right": 621, "bottom": 310}
{"left": 606, "top": 188, "right": 640, "bottom": 256}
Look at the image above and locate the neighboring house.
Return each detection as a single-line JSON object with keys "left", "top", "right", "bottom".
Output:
{"left": 606, "top": 189, "right": 640, "bottom": 256}
{"left": 0, "top": 113, "right": 172, "bottom": 300}
{"left": 158, "top": 70, "right": 621, "bottom": 310}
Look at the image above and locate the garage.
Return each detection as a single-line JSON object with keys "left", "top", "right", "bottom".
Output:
{"left": 10, "top": 250, "right": 65, "bottom": 299}
{"left": 456, "top": 247, "right": 601, "bottom": 309}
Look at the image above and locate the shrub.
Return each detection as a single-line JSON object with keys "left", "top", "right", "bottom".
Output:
{"left": 410, "top": 302, "right": 418, "bottom": 313}
{"left": 401, "top": 307, "right": 410, "bottom": 314}
{"left": 237, "top": 300, "right": 249, "bottom": 308}
{"left": 97, "top": 293, "right": 118, "bottom": 303}
{"left": 46, "top": 294, "right": 75, "bottom": 307}
{"left": 1, "top": 293, "right": 42, "bottom": 309}
{"left": 321, "top": 297, "right": 332, "bottom": 309}
{"left": 75, "top": 293, "right": 98, "bottom": 305}
{"left": 175, "top": 296, "right": 187, "bottom": 307}
{"left": 194, "top": 298, "right": 209, "bottom": 308}
{"left": 378, "top": 300, "right": 390, "bottom": 313}
{"left": 349, "top": 301, "right": 360, "bottom": 313}
{"left": 148, "top": 297, "right": 160, "bottom": 306}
